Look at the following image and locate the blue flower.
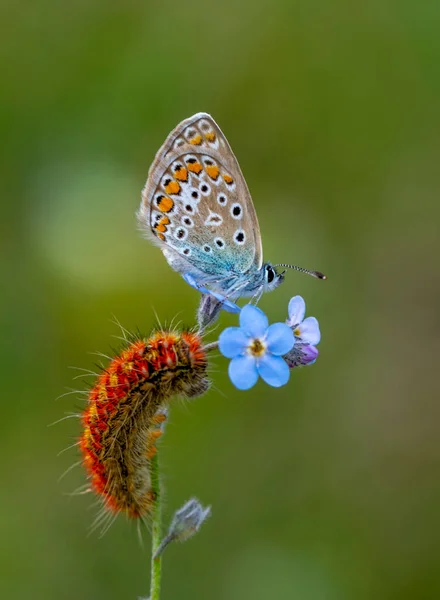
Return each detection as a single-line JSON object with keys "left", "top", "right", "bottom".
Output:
{"left": 219, "top": 304, "right": 294, "bottom": 390}
{"left": 284, "top": 296, "right": 320, "bottom": 367}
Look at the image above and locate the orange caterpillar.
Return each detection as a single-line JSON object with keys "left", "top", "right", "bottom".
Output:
{"left": 80, "top": 330, "right": 209, "bottom": 520}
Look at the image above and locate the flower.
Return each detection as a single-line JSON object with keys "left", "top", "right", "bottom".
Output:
{"left": 284, "top": 296, "right": 320, "bottom": 367}
{"left": 219, "top": 304, "right": 294, "bottom": 390}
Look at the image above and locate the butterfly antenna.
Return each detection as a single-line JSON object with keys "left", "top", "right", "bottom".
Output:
{"left": 274, "top": 264, "right": 327, "bottom": 280}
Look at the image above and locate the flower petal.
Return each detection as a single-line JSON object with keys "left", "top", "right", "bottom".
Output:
{"left": 257, "top": 354, "right": 290, "bottom": 387}
{"left": 296, "top": 316, "right": 321, "bottom": 345}
{"left": 219, "top": 327, "right": 249, "bottom": 358}
{"left": 265, "top": 322, "right": 295, "bottom": 355}
{"left": 239, "top": 304, "right": 269, "bottom": 338}
{"left": 228, "top": 355, "right": 259, "bottom": 390}
{"left": 301, "top": 345, "right": 319, "bottom": 365}
{"left": 287, "top": 296, "right": 306, "bottom": 327}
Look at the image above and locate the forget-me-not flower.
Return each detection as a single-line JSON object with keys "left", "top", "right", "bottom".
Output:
{"left": 284, "top": 296, "right": 320, "bottom": 367}
{"left": 219, "top": 304, "right": 294, "bottom": 390}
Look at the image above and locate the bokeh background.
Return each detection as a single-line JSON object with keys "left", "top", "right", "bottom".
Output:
{"left": 1, "top": 1, "right": 439, "bottom": 599}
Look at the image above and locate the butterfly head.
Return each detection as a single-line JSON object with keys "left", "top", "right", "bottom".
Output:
{"left": 263, "top": 263, "right": 285, "bottom": 292}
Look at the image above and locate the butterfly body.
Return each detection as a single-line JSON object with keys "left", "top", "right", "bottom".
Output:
{"left": 162, "top": 248, "right": 284, "bottom": 300}
{"left": 138, "top": 112, "right": 285, "bottom": 304}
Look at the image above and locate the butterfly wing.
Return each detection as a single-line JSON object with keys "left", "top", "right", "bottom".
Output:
{"left": 137, "top": 113, "right": 263, "bottom": 289}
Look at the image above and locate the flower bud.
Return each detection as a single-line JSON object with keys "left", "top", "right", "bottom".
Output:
{"left": 284, "top": 343, "right": 319, "bottom": 368}
{"left": 153, "top": 498, "right": 211, "bottom": 558}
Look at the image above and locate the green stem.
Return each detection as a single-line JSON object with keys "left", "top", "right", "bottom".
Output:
{"left": 149, "top": 451, "right": 162, "bottom": 600}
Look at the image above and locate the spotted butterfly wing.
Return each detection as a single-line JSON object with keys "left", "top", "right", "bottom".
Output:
{"left": 138, "top": 113, "right": 263, "bottom": 294}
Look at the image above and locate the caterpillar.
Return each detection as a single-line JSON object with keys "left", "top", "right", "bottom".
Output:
{"left": 80, "top": 330, "right": 209, "bottom": 523}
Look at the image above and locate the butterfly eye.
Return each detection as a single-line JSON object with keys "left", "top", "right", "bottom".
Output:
{"left": 266, "top": 266, "right": 275, "bottom": 283}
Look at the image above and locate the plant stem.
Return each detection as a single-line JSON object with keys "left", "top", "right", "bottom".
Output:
{"left": 149, "top": 451, "right": 162, "bottom": 600}
{"left": 203, "top": 341, "right": 219, "bottom": 352}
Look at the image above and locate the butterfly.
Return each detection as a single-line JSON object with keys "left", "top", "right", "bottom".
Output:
{"left": 137, "top": 113, "right": 325, "bottom": 311}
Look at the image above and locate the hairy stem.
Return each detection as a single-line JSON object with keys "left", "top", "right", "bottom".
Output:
{"left": 203, "top": 341, "right": 219, "bottom": 352}
{"left": 149, "top": 451, "right": 162, "bottom": 600}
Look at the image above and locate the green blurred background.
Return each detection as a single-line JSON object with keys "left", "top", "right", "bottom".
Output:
{"left": 2, "top": 1, "right": 439, "bottom": 598}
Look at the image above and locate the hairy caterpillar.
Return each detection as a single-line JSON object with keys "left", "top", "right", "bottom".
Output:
{"left": 80, "top": 330, "right": 209, "bottom": 522}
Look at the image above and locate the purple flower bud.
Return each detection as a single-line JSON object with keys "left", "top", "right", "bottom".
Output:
{"left": 284, "top": 344, "right": 319, "bottom": 368}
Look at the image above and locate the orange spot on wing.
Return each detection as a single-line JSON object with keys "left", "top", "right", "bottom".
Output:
{"left": 157, "top": 233, "right": 165, "bottom": 241}
{"left": 206, "top": 165, "right": 220, "bottom": 180}
{"left": 154, "top": 215, "right": 170, "bottom": 233}
{"left": 188, "top": 162, "right": 203, "bottom": 175}
{"left": 223, "top": 174, "right": 234, "bottom": 184}
{"left": 165, "top": 181, "right": 181, "bottom": 195}
{"left": 205, "top": 132, "right": 216, "bottom": 142}
{"left": 189, "top": 134, "right": 202, "bottom": 145}
{"left": 154, "top": 214, "right": 170, "bottom": 233}
{"left": 174, "top": 167, "right": 188, "bottom": 182}
{"left": 157, "top": 197, "right": 174, "bottom": 212}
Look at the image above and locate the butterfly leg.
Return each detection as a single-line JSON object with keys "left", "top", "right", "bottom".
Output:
{"left": 250, "top": 286, "right": 264, "bottom": 306}
{"left": 183, "top": 273, "right": 240, "bottom": 314}
{"left": 223, "top": 278, "right": 252, "bottom": 301}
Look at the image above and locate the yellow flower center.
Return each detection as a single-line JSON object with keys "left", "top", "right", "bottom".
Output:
{"left": 294, "top": 327, "right": 301, "bottom": 337}
{"left": 248, "top": 338, "right": 266, "bottom": 357}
